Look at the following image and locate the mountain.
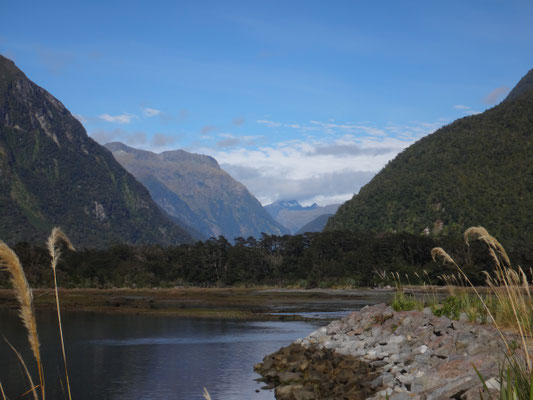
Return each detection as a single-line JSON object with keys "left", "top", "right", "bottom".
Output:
{"left": 265, "top": 200, "right": 340, "bottom": 234}
{"left": 0, "top": 55, "right": 192, "bottom": 247}
{"left": 296, "top": 214, "right": 334, "bottom": 234}
{"left": 326, "top": 68, "right": 533, "bottom": 251}
{"left": 105, "top": 142, "right": 289, "bottom": 240}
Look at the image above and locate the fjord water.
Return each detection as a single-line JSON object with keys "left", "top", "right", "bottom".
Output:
{"left": 0, "top": 309, "right": 325, "bottom": 400}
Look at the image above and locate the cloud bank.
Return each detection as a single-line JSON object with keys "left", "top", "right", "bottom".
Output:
{"left": 193, "top": 119, "right": 444, "bottom": 206}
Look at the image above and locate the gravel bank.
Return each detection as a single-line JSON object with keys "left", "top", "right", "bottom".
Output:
{"left": 255, "top": 303, "right": 505, "bottom": 399}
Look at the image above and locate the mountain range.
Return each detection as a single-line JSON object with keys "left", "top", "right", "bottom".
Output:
{"left": 265, "top": 200, "right": 340, "bottom": 234}
{"left": 326, "top": 68, "right": 533, "bottom": 253}
{"left": 0, "top": 55, "right": 192, "bottom": 247}
{"left": 106, "top": 142, "right": 289, "bottom": 241}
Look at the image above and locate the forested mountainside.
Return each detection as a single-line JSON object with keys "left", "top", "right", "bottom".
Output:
{"left": 0, "top": 55, "right": 192, "bottom": 247}
{"left": 327, "top": 68, "right": 533, "bottom": 255}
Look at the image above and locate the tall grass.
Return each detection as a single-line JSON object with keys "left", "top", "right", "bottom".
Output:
{"left": 433, "top": 226, "right": 533, "bottom": 399}
{"left": 0, "top": 241, "right": 44, "bottom": 400}
{"left": 1, "top": 228, "right": 212, "bottom": 399}
{"left": 47, "top": 227, "right": 75, "bottom": 400}
{"left": 0, "top": 227, "right": 74, "bottom": 400}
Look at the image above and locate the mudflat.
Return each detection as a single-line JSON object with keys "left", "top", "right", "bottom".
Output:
{"left": 0, "top": 287, "right": 395, "bottom": 320}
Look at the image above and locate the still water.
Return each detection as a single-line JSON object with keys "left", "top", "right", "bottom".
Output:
{"left": 0, "top": 309, "right": 328, "bottom": 400}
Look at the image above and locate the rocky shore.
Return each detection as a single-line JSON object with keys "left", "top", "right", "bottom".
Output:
{"left": 255, "top": 303, "right": 505, "bottom": 399}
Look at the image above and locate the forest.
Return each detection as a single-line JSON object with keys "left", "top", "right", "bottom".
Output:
{"left": 1, "top": 229, "right": 523, "bottom": 289}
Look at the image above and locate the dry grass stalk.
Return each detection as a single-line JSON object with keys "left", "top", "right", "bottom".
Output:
{"left": 464, "top": 226, "right": 511, "bottom": 269}
{"left": 438, "top": 227, "right": 533, "bottom": 376}
{"left": 4, "top": 338, "right": 39, "bottom": 400}
{"left": 47, "top": 227, "right": 75, "bottom": 400}
{"left": 203, "top": 387, "right": 212, "bottom": 400}
{"left": 431, "top": 247, "right": 457, "bottom": 267}
{"left": 0, "top": 381, "right": 6, "bottom": 400}
{"left": 0, "top": 242, "right": 44, "bottom": 399}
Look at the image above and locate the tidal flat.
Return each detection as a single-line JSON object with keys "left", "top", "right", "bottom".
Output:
{"left": 0, "top": 287, "right": 399, "bottom": 320}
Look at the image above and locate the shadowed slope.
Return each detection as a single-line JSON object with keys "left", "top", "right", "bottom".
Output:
{"left": 326, "top": 68, "right": 533, "bottom": 254}
{"left": 0, "top": 55, "right": 192, "bottom": 247}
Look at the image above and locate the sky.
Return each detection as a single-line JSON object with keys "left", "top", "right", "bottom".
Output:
{"left": 2, "top": 1, "right": 533, "bottom": 206}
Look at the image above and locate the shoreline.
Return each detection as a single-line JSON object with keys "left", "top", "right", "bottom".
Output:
{"left": 255, "top": 303, "right": 505, "bottom": 399}
{"left": 0, "top": 287, "right": 396, "bottom": 320}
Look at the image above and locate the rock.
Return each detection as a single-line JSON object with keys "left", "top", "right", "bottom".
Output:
{"left": 278, "top": 371, "right": 302, "bottom": 384}
{"left": 293, "top": 389, "right": 316, "bottom": 400}
{"left": 256, "top": 303, "right": 505, "bottom": 400}
{"left": 275, "top": 384, "right": 304, "bottom": 399}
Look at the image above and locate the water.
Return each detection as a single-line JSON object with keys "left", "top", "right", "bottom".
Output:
{"left": 0, "top": 309, "right": 325, "bottom": 400}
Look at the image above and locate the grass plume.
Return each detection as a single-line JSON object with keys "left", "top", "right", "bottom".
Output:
{"left": 434, "top": 226, "right": 533, "bottom": 398}
{"left": 0, "top": 242, "right": 44, "bottom": 399}
{"left": 430, "top": 247, "right": 457, "bottom": 267}
{"left": 47, "top": 227, "right": 75, "bottom": 400}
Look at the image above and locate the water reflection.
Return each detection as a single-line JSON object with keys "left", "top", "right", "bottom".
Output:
{"left": 0, "top": 310, "right": 323, "bottom": 400}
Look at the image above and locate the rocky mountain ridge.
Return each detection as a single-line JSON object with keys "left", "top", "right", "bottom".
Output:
{"left": 0, "top": 55, "right": 192, "bottom": 247}
{"left": 265, "top": 200, "right": 340, "bottom": 234}
{"left": 106, "top": 142, "right": 289, "bottom": 241}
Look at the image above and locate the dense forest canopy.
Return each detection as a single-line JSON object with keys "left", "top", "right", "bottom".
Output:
{"left": 326, "top": 79, "right": 533, "bottom": 258}
{"left": 1, "top": 230, "right": 522, "bottom": 289}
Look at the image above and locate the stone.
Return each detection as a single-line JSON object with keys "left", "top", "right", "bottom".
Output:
{"left": 459, "top": 312, "right": 469, "bottom": 322}
{"left": 417, "top": 344, "right": 428, "bottom": 354}
{"left": 278, "top": 371, "right": 302, "bottom": 384}
{"left": 275, "top": 384, "right": 304, "bottom": 399}
{"left": 293, "top": 389, "right": 317, "bottom": 400}
{"left": 257, "top": 304, "right": 506, "bottom": 400}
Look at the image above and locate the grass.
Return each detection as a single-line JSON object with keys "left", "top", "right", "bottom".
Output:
{"left": 387, "top": 226, "right": 533, "bottom": 398}
{"left": 0, "top": 228, "right": 75, "bottom": 400}
{"left": 431, "top": 226, "right": 533, "bottom": 399}
{"left": 1, "top": 228, "right": 217, "bottom": 400}
{"left": 0, "top": 241, "right": 44, "bottom": 400}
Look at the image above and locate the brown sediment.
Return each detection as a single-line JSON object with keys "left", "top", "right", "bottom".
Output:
{"left": 254, "top": 343, "right": 379, "bottom": 400}
{"left": 0, "top": 287, "right": 394, "bottom": 320}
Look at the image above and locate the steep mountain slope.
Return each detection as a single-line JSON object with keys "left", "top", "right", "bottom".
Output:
{"left": 106, "top": 142, "right": 289, "bottom": 240}
{"left": 0, "top": 55, "right": 192, "bottom": 247}
{"left": 296, "top": 214, "right": 334, "bottom": 234}
{"left": 265, "top": 200, "right": 340, "bottom": 234}
{"left": 326, "top": 68, "right": 533, "bottom": 251}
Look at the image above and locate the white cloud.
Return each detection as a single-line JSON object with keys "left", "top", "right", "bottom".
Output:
{"left": 99, "top": 113, "right": 138, "bottom": 124}
{"left": 90, "top": 128, "right": 147, "bottom": 146}
{"left": 143, "top": 107, "right": 162, "bottom": 117}
{"left": 453, "top": 104, "right": 470, "bottom": 110}
{"left": 216, "top": 133, "right": 262, "bottom": 148}
{"left": 200, "top": 125, "right": 217, "bottom": 135}
{"left": 256, "top": 119, "right": 282, "bottom": 127}
{"left": 483, "top": 86, "right": 509, "bottom": 105}
{"left": 192, "top": 119, "right": 444, "bottom": 206}
{"left": 257, "top": 118, "right": 387, "bottom": 136}
{"left": 73, "top": 114, "right": 87, "bottom": 123}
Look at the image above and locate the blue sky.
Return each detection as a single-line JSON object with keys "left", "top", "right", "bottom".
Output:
{"left": 2, "top": 1, "right": 533, "bottom": 205}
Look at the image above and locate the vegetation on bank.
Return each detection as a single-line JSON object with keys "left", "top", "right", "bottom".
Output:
{"left": 391, "top": 227, "right": 533, "bottom": 399}
{"left": 2, "top": 226, "right": 533, "bottom": 399}
{"left": 1, "top": 230, "right": 520, "bottom": 289}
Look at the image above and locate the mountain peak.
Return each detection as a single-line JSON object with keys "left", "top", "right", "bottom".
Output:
{"left": 106, "top": 143, "right": 289, "bottom": 240}
{"left": 0, "top": 59, "right": 192, "bottom": 246}
{"left": 0, "top": 54, "right": 25, "bottom": 79}
{"left": 504, "top": 68, "right": 533, "bottom": 102}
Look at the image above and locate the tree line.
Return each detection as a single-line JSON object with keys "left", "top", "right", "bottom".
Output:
{"left": 1, "top": 230, "right": 520, "bottom": 289}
